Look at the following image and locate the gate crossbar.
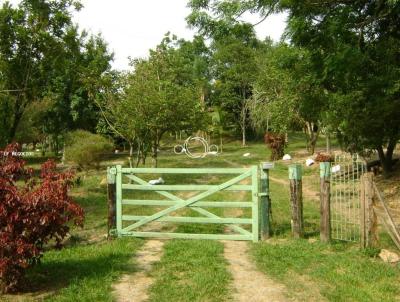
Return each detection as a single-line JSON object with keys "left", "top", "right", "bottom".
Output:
{"left": 122, "top": 171, "right": 251, "bottom": 232}
{"left": 115, "top": 166, "right": 259, "bottom": 241}
{"left": 123, "top": 174, "right": 251, "bottom": 236}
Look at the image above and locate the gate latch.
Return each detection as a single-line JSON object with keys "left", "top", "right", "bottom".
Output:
{"left": 258, "top": 193, "right": 268, "bottom": 197}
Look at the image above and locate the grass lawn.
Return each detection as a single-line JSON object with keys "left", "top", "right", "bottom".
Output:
{"left": 252, "top": 240, "right": 400, "bottom": 301}
{"left": 3, "top": 133, "right": 399, "bottom": 302}
{"left": 148, "top": 240, "right": 231, "bottom": 302}
{"left": 27, "top": 238, "right": 143, "bottom": 302}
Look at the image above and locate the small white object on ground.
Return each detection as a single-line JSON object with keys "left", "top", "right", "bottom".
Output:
{"left": 331, "top": 165, "right": 341, "bottom": 173}
{"left": 282, "top": 154, "right": 292, "bottom": 161}
{"left": 114, "top": 149, "right": 120, "bottom": 154}
{"left": 305, "top": 158, "right": 315, "bottom": 166}
{"left": 379, "top": 249, "right": 400, "bottom": 263}
{"left": 208, "top": 151, "right": 218, "bottom": 155}
{"left": 243, "top": 153, "right": 251, "bottom": 157}
{"left": 148, "top": 177, "right": 165, "bottom": 185}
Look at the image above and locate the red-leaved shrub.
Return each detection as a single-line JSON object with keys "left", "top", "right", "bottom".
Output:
{"left": 264, "top": 132, "right": 286, "bottom": 161}
{"left": 0, "top": 143, "right": 84, "bottom": 293}
{"left": 315, "top": 152, "right": 334, "bottom": 162}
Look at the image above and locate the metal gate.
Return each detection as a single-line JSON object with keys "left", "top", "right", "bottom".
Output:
{"left": 330, "top": 154, "right": 366, "bottom": 242}
{"left": 110, "top": 165, "right": 259, "bottom": 242}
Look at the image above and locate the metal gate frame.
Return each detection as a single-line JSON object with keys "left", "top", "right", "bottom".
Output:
{"left": 330, "top": 154, "right": 367, "bottom": 242}
{"left": 110, "top": 165, "right": 259, "bottom": 242}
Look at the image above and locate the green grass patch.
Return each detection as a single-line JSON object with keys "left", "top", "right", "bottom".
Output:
{"left": 251, "top": 240, "right": 400, "bottom": 302}
{"left": 3, "top": 239, "right": 143, "bottom": 302}
{"left": 148, "top": 240, "right": 231, "bottom": 302}
{"left": 269, "top": 180, "right": 320, "bottom": 238}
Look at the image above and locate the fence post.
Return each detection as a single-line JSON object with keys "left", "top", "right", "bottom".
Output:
{"left": 260, "top": 162, "right": 274, "bottom": 240}
{"left": 319, "top": 162, "right": 331, "bottom": 243}
{"left": 107, "top": 167, "right": 117, "bottom": 239}
{"left": 289, "top": 164, "right": 304, "bottom": 238}
{"left": 360, "top": 172, "right": 378, "bottom": 248}
{"left": 116, "top": 165, "right": 123, "bottom": 237}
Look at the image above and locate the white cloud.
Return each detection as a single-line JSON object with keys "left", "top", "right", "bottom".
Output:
{"left": 4, "top": 0, "right": 287, "bottom": 70}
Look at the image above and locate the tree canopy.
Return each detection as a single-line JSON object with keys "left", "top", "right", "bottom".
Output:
{"left": 1, "top": 0, "right": 399, "bottom": 175}
{"left": 187, "top": 0, "right": 400, "bottom": 174}
{"left": 0, "top": 0, "right": 113, "bottom": 149}
{"left": 99, "top": 35, "right": 206, "bottom": 167}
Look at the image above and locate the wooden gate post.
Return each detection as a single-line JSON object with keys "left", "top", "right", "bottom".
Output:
{"left": 289, "top": 164, "right": 304, "bottom": 238}
{"left": 319, "top": 162, "right": 331, "bottom": 243}
{"left": 360, "top": 172, "right": 378, "bottom": 248}
{"left": 260, "top": 162, "right": 274, "bottom": 240}
{"left": 107, "top": 166, "right": 117, "bottom": 239}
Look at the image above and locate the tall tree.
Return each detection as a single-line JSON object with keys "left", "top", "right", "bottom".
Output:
{"left": 100, "top": 35, "right": 206, "bottom": 167}
{"left": 211, "top": 24, "right": 260, "bottom": 146}
{"left": 249, "top": 42, "right": 325, "bottom": 154}
{"left": 0, "top": 0, "right": 78, "bottom": 142}
{"left": 187, "top": 6, "right": 262, "bottom": 146}
{"left": 283, "top": 0, "right": 400, "bottom": 174}
{"left": 189, "top": 0, "right": 400, "bottom": 175}
{"left": 128, "top": 36, "right": 206, "bottom": 167}
{"left": 170, "top": 35, "right": 212, "bottom": 109}
{"left": 0, "top": 0, "right": 113, "bottom": 148}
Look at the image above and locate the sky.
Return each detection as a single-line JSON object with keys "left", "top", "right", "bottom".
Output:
{"left": 6, "top": 0, "right": 287, "bottom": 70}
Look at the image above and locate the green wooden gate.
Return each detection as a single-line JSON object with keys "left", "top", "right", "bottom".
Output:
{"left": 109, "top": 165, "right": 259, "bottom": 242}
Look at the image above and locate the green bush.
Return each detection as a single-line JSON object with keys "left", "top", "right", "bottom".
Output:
{"left": 64, "top": 130, "right": 113, "bottom": 170}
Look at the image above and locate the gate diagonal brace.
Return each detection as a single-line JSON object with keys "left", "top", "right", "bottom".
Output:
{"left": 123, "top": 173, "right": 252, "bottom": 236}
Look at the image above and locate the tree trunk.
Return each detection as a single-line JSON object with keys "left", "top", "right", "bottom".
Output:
{"left": 241, "top": 106, "right": 246, "bottom": 147}
{"left": 304, "top": 126, "right": 310, "bottom": 152}
{"left": 135, "top": 143, "right": 141, "bottom": 168}
{"left": 200, "top": 88, "right": 206, "bottom": 109}
{"left": 242, "top": 126, "right": 246, "bottom": 147}
{"left": 152, "top": 137, "right": 159, "bottom": 168}
{"left": 240, "top": 89, "right": 248, "bottom": 147}
{"left": 128, "top": 143, "right": 134, "bottom": 168}
{"left": 41, "top": 138, "right": 47, "bottom": 157}
{"left": 8, "top": 111, "right": 23, "bottom": 143}
{"left": 326, "top": 132, "right": 331, "bottom": 153}
{"left": 309, "top": 132, "right": 319, "bottom": 155}
{"left": 61, "top": 143, "right": 66, "bottom": 165}
{"left": 377, "top": 139, "right": 397, "bottom": 178}
{"left": 152, "top": 144, "right": 158, "bottom": 168}
{"left": 8, "top": 94, "right": 29, "bottom": 143}
{"left": 54, "top": 136, "right": 60, "bottom": 155}
{"left": 305, "top": 122, "right": 319, "bottom": 155}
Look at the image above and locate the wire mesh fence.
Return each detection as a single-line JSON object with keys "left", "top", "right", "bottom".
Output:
{"left": 330, "top": 153, "right": 366, "bottom": 242}
{"left": 302, "top": 170, "right": 321, "bottom": 202}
